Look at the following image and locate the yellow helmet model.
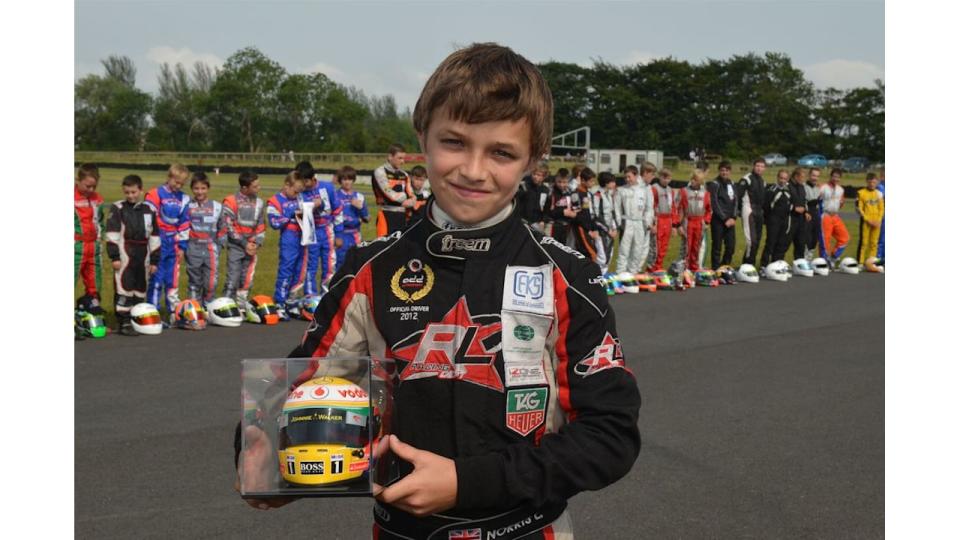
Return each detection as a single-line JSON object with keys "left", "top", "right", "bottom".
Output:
{"left": 278, "top": 376, "right": 371, "bottom": 486}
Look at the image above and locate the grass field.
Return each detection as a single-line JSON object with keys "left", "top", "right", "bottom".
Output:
{"left": 76, "top": 167, "right": 868, "bottom": 324}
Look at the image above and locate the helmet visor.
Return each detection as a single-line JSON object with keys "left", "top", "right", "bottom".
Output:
{"left": 134, "top": 313, "right": 162, "bottom": 326}
{"left": 258, "top": 303, "right": 279, "bottom": 315}
{"left": 279, "top": 407, "right": 369, "bottom": 450}
{"left": 214, "top": 305, "right": 242, "bottom": 319}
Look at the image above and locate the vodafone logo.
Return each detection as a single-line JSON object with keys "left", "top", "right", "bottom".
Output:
{"left": 337, "top": 388, "right": 368, "bottom": 399}
{"left": 310, "top": 386, "right": 329, "bottom": 399}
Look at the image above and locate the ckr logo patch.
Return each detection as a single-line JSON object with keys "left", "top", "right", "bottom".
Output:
{"left": 505, "top": 388, "right": 547, "bottom": 436}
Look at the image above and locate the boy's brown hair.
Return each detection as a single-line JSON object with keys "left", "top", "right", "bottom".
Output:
{"left": 283, "top": 170, "right": 303, "bottom": 186}
{"left": 190, "top": 171, "right": 210, "bottom": 188}
{"left": 865, "top": 172, "right": 877, "bottom": 182}
{"left": 413, "top": 42, "right": 553, "bottom": 163}
{"left": 337, "top": 165, "right": 358, "bottom": 182}
{"left": 388, "top": 144, "right": 405, "bottom": 156}
{"left": 639, "top": 162, "right": 657, "bottom": 175}
{"left": 77, "top": 163, "right": 100, "bottom": 182}
{"left": 659, "top": 168, "right": 672, "bottom": 179}
{"left": 168, "top": 163, "right": 190, "bottom": 180}
{"left": 624, "top": 165, "right": 639, "bottom": 176}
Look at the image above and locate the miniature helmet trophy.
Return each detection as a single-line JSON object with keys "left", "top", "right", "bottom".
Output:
{"left": 207, "top": 297, "right": 243, "bottom": 327}
{"left": 811, "top": 257, "right": 831, "bottom": 276}
{"left": 130, "top": 303, "right": 163, "bottom": 335}
{"left": 736, "top": 264, "right": 760, "bottom": 283}
{"left": 839, "top": 257, "right": 861, "bottom": 275}
{"left": 865, "top": 257, "right": 885, "bottom": 273}
{"left": 278, "top": 376, "right": 371, "bottom": 486}
{"left": 75, "top": 309, "right": 107, "bottom": 339}
{"left": 764, "top": 261, "right": 791, "bottom": 282}
{"left": 298, "top": 295, "right": 323, "bottom": 322}
{"left": 792, "top": 259, "right": 815, "bottom": 277}
{"left": 174, "top": 299, "right": 207, "bottom": 330}
{"left": 246, "top": 295, "right": 280, "bottom": 325}
{"left": 617, "top": 272, "right": 639, "bottom": 294}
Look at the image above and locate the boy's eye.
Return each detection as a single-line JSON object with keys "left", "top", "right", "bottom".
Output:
{"left": 440, "top": 138, "right": 462, "bottom": 147}
{"left": 494, "top": 149, "right": 516, "bottom": 160}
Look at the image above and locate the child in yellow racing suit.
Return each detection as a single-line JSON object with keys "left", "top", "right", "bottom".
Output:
{"left": 856, "top": 173, "right": 885, "bottom": 264}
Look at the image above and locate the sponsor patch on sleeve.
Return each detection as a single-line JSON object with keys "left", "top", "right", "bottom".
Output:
{"left": 575, "top": 332, "right": 625, "bottom": 377}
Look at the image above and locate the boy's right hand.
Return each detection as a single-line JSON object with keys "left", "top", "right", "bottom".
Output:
{"left": 111, "top": 261, "right": 121, "bottom": 270}
{"left": 236, "top": 425, "right": 298, "bottom": 511}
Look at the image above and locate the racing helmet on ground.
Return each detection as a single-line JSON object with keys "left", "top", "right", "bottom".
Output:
{"left": 764, "top": 261, "right": 791, "bottom": 282}
{"left": 839, "top": 257, "right": 861, "bottom": 275}
{"left": 716, "top": 265, "right": 738, "bottom": 284}
{"left": 278, "top": 376, "right": 372, "bottom": 486}
{"left": 246, "top": 295, "right": 280, "bottom": 325}
{"left": 76, "top": 294, "right": 105, "bottom": 316}
{"left": 652, "top": 271, "right": 674, "bottom": 290}
{"left": 75, "top": 309, "right": 107, "bottom": 338}
{"left": 617, "top": 272, "right": 639, "bottom": 294}
{"left": 207, "top": 297, "right": 243, "bottom": 327}
{"left": 695, "top": 270, "right": 719, "bottom": 287}
{"left": 865, "top": 257, "right": 885, "bottom": 273}
{"left": 297, "top": 295, "right": 323, "bottom": 321}
{"left": 792, "top": 259, "right": 815, "bottom": 277}
{"left": 811, "top": 257, "right": 831, "bottom": 276}
{"left": 634, "top": 273, "right": 657, "bottom": 292}
{"left": 130, "top": 303, "right": 163, "bottom": 335}
{"left": 736, "top": 264, "right": 760, "bottom": 284}
{"left": 680, "top": 270, "right": 696, "bottom": 290}
{"left": 174, "top": 299, "right": 207, "bottom": 330}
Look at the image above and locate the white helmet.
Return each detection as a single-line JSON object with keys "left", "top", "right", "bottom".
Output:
{"left": 207, "top": 297, "right": 243, "bottom": 327}
{"left": 865, "top": 256, "right": 885, "bottom": 273}
{"left": 130, "top": 303, "right": 163, "bottom": 335}
{"left": 764, "top": 261, "right": 791, "bottom": 282}
{"left": 811, "top": 257, "right": 830, "bottom": 276}
{"left": 839, "top": 257, "right": 861, "bottom": 274}
{"left": 617, "top": 272, "right": 639, "bottom": 294}
{"left": 792, "top": 259, "right": 814, "bottom": 277}
{"left": 736, "top": 264, "right": 760, "bottom": 284}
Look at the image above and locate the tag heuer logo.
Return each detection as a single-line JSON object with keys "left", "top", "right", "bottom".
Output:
{"left": 513, "top": 325, "right": 535, "bottom": 341}
{"left": 505, "top": 388, "right": 547, "bottom": 436}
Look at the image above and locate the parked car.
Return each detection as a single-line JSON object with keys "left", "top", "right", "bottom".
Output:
{"left": 763, "top": 153, "right": 787, "bottom": 166}
{"left": 841, "top": 157, "right": 870, "bottom": 173}
{"left": 797, "top": 154, "right": 829, "bottom": 167}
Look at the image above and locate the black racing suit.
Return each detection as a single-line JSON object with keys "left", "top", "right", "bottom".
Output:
{"left": 736, "top": 172, "right": 766, "bottom": 267}
{"left": 804, "top": 181, "right": 821, "bottom": 257}
{"left": 760, "top": 183, "right": 792, "bottom": 267}
{"left": 517, "top": 177, "right": 552, "bottom": 232}
{"left": 104, "top": 200, "right": 161, "bottom": 326}
{"left": 708, "top": 178, "right": 738, "bottom": 269}
{"left": 787, "top": 180, "right": 808, "bottom": 260}
{"left": 289, "top": 201, "right": 641, "bottom": 539}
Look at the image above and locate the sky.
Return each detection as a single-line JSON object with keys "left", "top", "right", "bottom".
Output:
{"left": 75, "top": 0, "right": 884, "bottom": 111}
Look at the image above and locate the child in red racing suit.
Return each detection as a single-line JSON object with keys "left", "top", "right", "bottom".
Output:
{"left": 650, "top": 169, "right": 680, "bottom": 272}
{"left": 237, "top": 43, "right": 641, "bottom": 540}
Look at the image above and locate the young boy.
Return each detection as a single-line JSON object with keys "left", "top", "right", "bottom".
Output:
{"left": 221, "top": 170, "right": 265, "bottom": 309}
{"left": 786, "top": 167, "right": 809, "bottom": 261}
{"left": 544, "top": 168, "right": 570, "bottom": 237}
{"left": 569, "top": 167, "right": 601, "bottom": 262}
{"left": 804, "top": 167, "right": 823, "bottom": 260}
{"left": 857, "top": 173, "right": 885, "bottom": 264}
{"left": 185, "top": 172, "right": 225, "bottom": 306}
{"left": 408, "top": 165, "right": 431, "bottom": 222}
{"left": 818, "top": 168, "right": 850, "bottom": 264}
{"left": 74, "top": 164, "right": 105, "bottom": 306}
{"left": 615, "top": 164, "right": 655, "bottom": 274}
{"left": 708, "top": 161, "right": 738, "bottom": 269}
{"left": 372, "top": 144, "right": 415, "bottom": 237}
{"left": 144, "top": 164, "right": 191, "bottom": 317}
{"left": 105, "top": 175, "right": 160, "bottom": 336}
{"left": 737, "top": 158, "right": 767, "bottom": 267}
{"left": 876, "top": 169, "right": 885, "bottom": 259}
{"left": 266, "top": 171, "right": 307, "bottom": 320}
{"left": 676, "top": 169, "right": 712, "bottom": 271}
{"left": 649, "top": 168, "right": 679, "bottom": 272}
{"left": 547, "top": 170, "right": 584, "bottom": 247}
{"left": 334, "top": 166, "right": 370, "bottom": 273}
{"left": 517, "top": 163, "right": 551, "bottom": 232}
{"left": 586, "top": 172, "right": 619, "bottom": 273}
{"left": 298, "top": 161, "right": 343, "bottom": 290}
{"left": 239, "top": 43, "right": 641, "bottom": 539}
{"left": 759, "top": 169, "right": 793, "bottom": 267}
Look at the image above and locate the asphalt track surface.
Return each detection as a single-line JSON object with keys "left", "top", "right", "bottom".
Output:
{"left": 76, "top": 273, "right": 884, "bottom": 539}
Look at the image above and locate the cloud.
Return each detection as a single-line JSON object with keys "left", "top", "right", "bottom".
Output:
{"left": 146, "top": 46, "right": 223, "bottom": 70}
{"left": 802, "top": 59, "right": 885, "bottom": 89}
{"left": 300, "top": 62, "right": 345, "bottom": 80}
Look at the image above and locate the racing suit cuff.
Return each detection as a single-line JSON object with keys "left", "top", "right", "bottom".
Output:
{"left": 454, "top": 454, "right": 505, "bottom": 509}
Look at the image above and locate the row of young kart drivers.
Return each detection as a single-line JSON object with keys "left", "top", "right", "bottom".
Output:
{"left": 73, "top": 155, "right": 432, "bottom": 338}
{"left": 514, "top": 159, "right": 886, "bottom": 294}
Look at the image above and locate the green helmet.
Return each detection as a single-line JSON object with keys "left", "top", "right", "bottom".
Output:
{"left": 75, "top": 309, "right": 107, "bottom": 338}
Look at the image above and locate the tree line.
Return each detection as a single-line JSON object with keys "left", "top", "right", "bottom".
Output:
{"left": 75, "top": 48, "right": 884, "bottom": 161}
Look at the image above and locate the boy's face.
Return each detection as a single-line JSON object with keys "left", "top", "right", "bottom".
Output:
{"left": 641, "top": 171, "right": 655, "bottom": 183}
{"left": 690, "top": 176, "right": 702, "bottom": 187}
{"left": 191, "top": 182, "right": 209, "bottom": 202}
{"left": 411, "top": 175, "right": 426, "bottom": 191}
{"left": 242, "top": 179, "right": 261, "bottom": 196}
{"left": 388, "top": 152, "right": 406, "bottom": 169}
{"left": 867, "top": 178, "right": 878, "bottom": 190}
{"left": 303, "top": 176, "right": 317, "bottom": 190}
{"left": 122, "top": 184, "right": 142, "bottom": 204}
{"left": 167, "top": 173, "right": 187, "bottom": 192}
{"left": 76, "top": 175, "right": 98, "bottom": 197}
{"left": 718, "top": 167, "right": 731, "bottom": 181}
{"left": 340, "top": 177, "right": 354, "bottom": 191}
{"left": 777, "top": 173, "right": 788, "bottom": 185}
{"left": 531, "top": 170, "right": 546, "bottom": 184}
{"left": 830, "top": 172, "right": 841, "bottom": 184}
{"left": 418, "top": 110, "right": 533, "bottom": 224}
{"left": 283, "top": 180, "right": 303, "bottom": 198}
{"left": 555, "top": 177, "right": 569, "bottom": 192}
{"left": 625, "top": 171, "right": 638, "bottom": 184}
{"left": 658, "top": 174, "right": 671, "bottom": 186}
{"left": 753, "top": 162, "right": 766, "bottom": 175}
{"left": 605, "top": 180, "right": 617, "bottom": 191}
{"left": 809, "top": 169, "right": 821, "bottom": 184}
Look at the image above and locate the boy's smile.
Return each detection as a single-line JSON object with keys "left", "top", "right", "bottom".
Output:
{"left": 419, "top": 109, "right": 533, "bottom": 225}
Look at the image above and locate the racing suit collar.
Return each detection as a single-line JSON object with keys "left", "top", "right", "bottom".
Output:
{"left": 425, "top": 200, "right": 520, "bottom": 261}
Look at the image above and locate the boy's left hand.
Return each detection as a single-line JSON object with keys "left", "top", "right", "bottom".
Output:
{"left": 149, "top": 265, "right": 157, "bottom": 275}
{"left": 375, "top": 435, "right": 457, "bottom": 517}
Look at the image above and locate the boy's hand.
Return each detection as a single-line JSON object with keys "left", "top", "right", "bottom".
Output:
{"left": 401, "top": 199, "right": 416, "bottom": 208}
{"left": 805, "top": 213, "right": 812, "bottom": 222}
{"left": 235, "top": 425, "right": 298, "bottom": 510}
{"left": 725, "top": 218, "right": 735, "bottom": 228}
{"left": 334, "top": 238, "right": 343, "bottom": 248}
{"left": 563, "top": 209, "right": 577, "bottom": 219}
{"left": 149, "top": 265, "right": 157, "bottom": 275}
{"left": 608, "top": 229, "right": 618, "bottom": 239}
{"left": 589, "top": 230, "right": 599, "bottom": 240}
{"left": 351, "top": 198, "right": 364, "bottom": 209}
{"left": 375, "top": 435, "right": 457, "bottom": 517}
{"left": 111, "top": 261, "right": 121, "bottom": 270}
